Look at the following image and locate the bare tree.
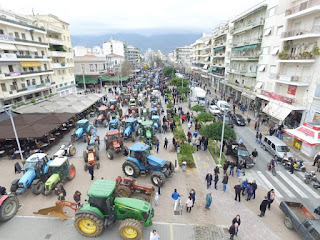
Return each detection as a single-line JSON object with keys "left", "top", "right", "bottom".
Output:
{"left": 154, "top": 56, "right": 163, "bottom": 67}
{"left": 120, "top": 61, "right": 134, "bottom": 77}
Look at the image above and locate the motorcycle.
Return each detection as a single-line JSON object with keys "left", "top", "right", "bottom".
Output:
{"left": 283, "top": 159, "right": 306, "bottom": 172}
{"left": 304, "top": 171, "right": 318, "bottom": 184}
{"left": 313, "top": 179, "right": 320, "bottom": 190}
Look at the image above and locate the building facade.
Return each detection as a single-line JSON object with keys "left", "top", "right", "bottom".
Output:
{"left": 74, "top": 55, "right": 107, "bottom": 76}
{"left": 103, "top": 39, "right": 126, "bottom": 57}
{"left": 174, "top": 46, "right": 192, "bottom": 70}
{"left": 125, "top": 45, "right": 141, "bottom": 67}
{"left": 105, "top": 53, "right": 124, "bottom": 71}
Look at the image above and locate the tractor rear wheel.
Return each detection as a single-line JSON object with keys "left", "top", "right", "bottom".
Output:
{"left": 31, "top": 181, "right": 44, "bottom": 195}
{"left": 95, "top": 142, "right": 99, "bottom": 151}
{"left": 75, "top": 213, "right": 104, "bottom": 237}
{"left": 95, "top": 150, "right": 100, "bottom": 160}
{"left": 123, "top": 146, "right": 129, "bottom": 156}
{"left": 150, "top": 172, "right": 166, "bottom": 186}
{"left": 83, "top": 151, "right": 88, "bottom": 163}
{"left": 116, "top": 185, "right": 131, "bottom": 197}
{"left": 119, "top": 219, "right": 142, "bottom": 240}
{"left": 122, "top": 161, "right": 140, "bottom": 178}
{"left": 107, "top": 149, "right": 114, "bottom": 160}
{"left": 67, "top": 165, "right": 76, "bottom": 181}
{"left": 0, "top": 195, "right": 19, "bottom": 222}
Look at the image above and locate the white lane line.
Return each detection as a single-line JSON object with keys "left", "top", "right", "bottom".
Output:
{"left": 277, "top": 171, "right": 308, "bottom": 198}
{"left": 265, "top": 171, "right": 295, "bottom": 198}
{"left": 290, "top": 173, "right": 320, "bottom": 199}
{"left": 257, "top": 171, "right": 283, "bottom": 198}
{"left": 297, "top": 172, "right": 305, "bottom": 178}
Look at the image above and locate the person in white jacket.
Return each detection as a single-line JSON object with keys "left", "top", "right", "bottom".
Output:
{"left": 150, "top": 230, "right": 160, "bottom": 240}
{"left": 186, "top": 196, "right": 193, "bottom": 212}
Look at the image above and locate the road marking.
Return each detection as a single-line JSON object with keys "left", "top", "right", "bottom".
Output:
{"left": 277, "top": 171, "right": 308, "bottom": 198}
{"left": 206, "top": 156, "right": 209, "bottom": 160}
{"left": 257, "top": 171, "right": 283, "bottom": 198}
{"left": 265, "top": 171, "right": 295, "bottom": 198}
{"left": 197, "top": 156, "right": 200, "bottom": 160}
{"left": 203, "top": 161, "right": 209, "bottom": 167}
{"left": 290, "top": 173, "right": 320, "bottom": 199}
{"left": 296, "top": 172, "right": 305, "bottom": 178}
{"left": 170, "top": 224, "right": 174, "bottom": 240}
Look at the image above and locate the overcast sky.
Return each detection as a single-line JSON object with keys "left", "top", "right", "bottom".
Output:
{"left": 2, "top": 0, "right": 261, "bottom": 35}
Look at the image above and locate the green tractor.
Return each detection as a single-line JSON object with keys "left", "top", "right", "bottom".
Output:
{"left": 44, "top": 157, "right": 76, "bottom": 196}
{"left": 140, "top": 121, "right": 157, "bottom": 148}
{"left": 137, "top": 108, "right": 149, "bottom": 123}
{"left": 75, "top": 179, "right": 154, "bottom": 239}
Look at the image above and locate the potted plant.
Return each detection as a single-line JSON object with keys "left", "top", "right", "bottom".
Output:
{"left": 283, "top": 45, "right": 290, "bottom": 51}
{"left": 302, "top": 51, "right": 312, "bottom": 59}
{"left": 278, "top": 51, "right": 289, "bottom": 60}
{"left": 311, "top": 43, "right": 320, "bottom": 56}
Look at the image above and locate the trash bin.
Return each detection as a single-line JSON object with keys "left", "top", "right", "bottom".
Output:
{"left": 177, "top": 146, "right": 180, "bottom": 153}
{"left": 182, "top": 161, "right": 187, "bottom": 172}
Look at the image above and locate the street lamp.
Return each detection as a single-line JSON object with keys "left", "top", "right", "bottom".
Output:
{"left": 81, "top": 64, "right": 86, "bottom": 92}
{"left": 3, "top": 106, "right": 24, "bottom": 162}
{"left": 218, "top": 109, "right": 226, "bottom": 167}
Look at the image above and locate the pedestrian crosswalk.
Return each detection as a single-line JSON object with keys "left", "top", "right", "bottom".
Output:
{"left": 241, "top": 170, "right": 320, "bottom": 200}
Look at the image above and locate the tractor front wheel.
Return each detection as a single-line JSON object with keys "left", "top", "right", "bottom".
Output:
{"left": 150, "top": 172, "right": 166, "bottom": 186}
{"left": 132, "top": 133, "right": 136, "bottom": 142}
{"left": 122, "top": 161, "right": 140, "bottom": 178}
{"left": 95, "top": 150, "right": 100, "bottom": 161}
{"left": 67, "top": 165, "right": 76, "bottom": 181}
{"left": 119, "top": 219, "right": 142, "bottom": 240}
{"left": 83, "top": 151, "right": 88, "bottom": 163}
{"left": 0, "top": 195, "right": 19, "bottom": 222}
{"left": 107, "top": 149, "right": 114, "bottom": 160}
{"left": 123, "top": 146, "right": 129, "bottom": 156}
{"left": 116, "top": 185, "right": 131, "bottom": 197}
{"left": 75, "top": 213, "right": 104, "bottom": 237}
{"left": 31, "top": 181, "right": 44, "bottom": 195}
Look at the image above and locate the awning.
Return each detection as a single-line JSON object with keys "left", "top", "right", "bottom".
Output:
{"left": 208, "top": 66, "right": 214, "bottom": 72}
{"left": 15, "top": 45, "right": 29, "bottom": 51}
{"left": 241, "top": 92, "right": 256, "bottom": 100}
{"left": 244, "top": 44, "right": 258, "bottom": 50}
{"left": 0, "top": 43, "right": 17, "bottom": 51}
{"left": 284, "top": 123, "right": 320, "bottom": 146}
{"left": 255, "top": 82, "right": 263, "bottom": 89}
{"left": 20, "top": 61, "right": 41, "bottom": 67}
{"left": 258, "top": 65, "right": 266, "bottom": 72}
{"left": 271, "top": 47, "right": 279, "bottom": 55}
{"left": 264, "top": 28, "right": 272, "bottom": 36}
{"left": 27, "top": 46, "right": 38, "bottom": 52}
{"left": 263, "top": 102, "right": 292, "bottom": 121}
{"left": 234, "top": 46, "right": 243, "bottom": 51}
{"left": 214, "top": 46, "right": 225, "bottom": 50}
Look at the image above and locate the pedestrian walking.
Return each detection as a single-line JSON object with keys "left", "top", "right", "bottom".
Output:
{"left": 55, "top": 184, "right": 66, "bottom": 201}
{"left": 259, "top": 132, "right": 263, "bottom": 144}
{"left": 222, "top": 173, "right": 229, "bottom": 192}
{"left": 164, "top": 138, "right": 168, "bottom": 149}
{"left": 241, "top": 178, "right": 248, "bottom": 196}
{"left": 88, "top": 163, "right": 94, "bottom": 180}
{"left": 73, "top": 190, "right": 82, "bottom": 208}
{"left": 155, "top": 192, "right": 159, "bottom": 206}
{"left": 205, "top": 193, "right": 212, "bottom": 210}
{"left": 229, "top": 222, "right": 239, "bottom": 240}
{"left": 150, "top": 230, "right": 160, "bottom": 240}
{"left": 234, "top": 182, "right": 242, "bottom": 202}
{"left": 157, "top": 178, "right": 162, "bottom": 195}
{"left": 223, "top": 160, "right": 230, "bottom": 174}
{"left": 257, "top": 122, "right": 260, "bottom": 132}
{"left": 203, "top": 138, "right": 208, "bottom": 151}
{"left": 252, "top": 180, "right": 257, "bottom": 199}
{"left": 214, "top": 166, "right": 220, "bottom": 176}
{"left": 205, "top": 173, "right": 213, "bottom": 189}
{"left": 156, "top": 140, "right": 160, "bottom": 153}
{"left": 236, "top": 163, "right": 242, "bottom": 178}
{"left": 188, "top": 122, "right": 192, "bottom": 130}
{"left": 267, "top": 189, "right": 275, "bottom": 210}
{"left": 232, "top": 215, "right": 241, "bottom": 236}
{"left": 229, "top": 161, "right": 235, "bottom": 176}
{"left": 290, "top": 159, "right": 295, "bottom": 174}
{"left": 247, "top": 117, "right": 251, "bottom": 126}
{"left": 252, "top": 149, "right": 258, "bottom": 163}
{"left": 195, "top": 137, "right": 200, "bottom": 151}
{"left": 214, "top": 174, "right": 219, "bottom": 190}
{"left": 171, "top": 189, "right": 180, "bottom": 211}
{"left": 246, "top": 183, "right": 252, "bottom": 201}
{"left": 259, "top": 197, "right": 269, "bottom": 217}
{"left": 242, "top": 160, "right": 246, "bottom": 176}
{"left": 255, "top": 131, "right": 259, "bottom": 143}
{"left": 186, "top": 196, "right": 193, "bottom": 213}
{"left": 189, "top": 189, "right": 196, "bottom": 207}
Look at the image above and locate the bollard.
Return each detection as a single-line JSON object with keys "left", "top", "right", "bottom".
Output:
{"left": 182, "top": 161, "right": 187, "bottom": 172}
{"left": 175, "top": 159, "right": 177, "bottom": 168}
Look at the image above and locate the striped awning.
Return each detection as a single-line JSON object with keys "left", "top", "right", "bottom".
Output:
{"left": 214, "top": 46, "right": 225, "bottom": 50}
{"left": 234, "top": 44, "right": 258, "bottom": 51}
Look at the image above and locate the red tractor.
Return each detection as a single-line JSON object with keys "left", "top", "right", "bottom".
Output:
{"left": 105, "top": 129, "right": 128, "bottom": 160}
{"left": 83, "top": 144, "right": 100, "bottom": 171}
{"left": 94, "top": 106, "right": 108, "bottom": 127}
{"left": 115, "top": 176, "right": 155, "bottom": 202}
{"left": 0, "top": 189, "right": 19, "bottom": 222}
{"left": 109, "top": 99, "right": 120, "bottom": 111}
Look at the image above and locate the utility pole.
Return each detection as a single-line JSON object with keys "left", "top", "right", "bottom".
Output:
{"left": 3, "top": 107, "right": 24, "bottom": 162}
{"left": 81, "top": 64, "right": 86, "bottom": 92}
{"left": 218, "top": 109, "right": 226, "bottom": 167}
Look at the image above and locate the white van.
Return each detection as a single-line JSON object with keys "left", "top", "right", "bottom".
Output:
{"left": 191, "top": 87, "right": 206, "bottom": 106}
{"left": 262, "top": 136, "right": 293, "bottom": 160}
{"left": 217, "top": 101, "right": 230, "bottom": 112}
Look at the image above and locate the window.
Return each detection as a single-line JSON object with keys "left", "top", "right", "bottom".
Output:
{"left": 1, "top": 83, "right": 6, "bottom": 92}
{"left": 38, "top": 37, "right": 42, "bottom": 42}
{"left": 303, "top": 221, "right": 312, "bottom": 229}
{"left": 31, "top": 34, "right": 34, "bottom": 41}
{"left": 44, "top": 64, "right": 47, "bottom": 70}
{"left": 271, "top": 47, "right": 280, "bottom": 55}
{"left": 37, "top": 67, "right": 41, "bottom": 71}
{"left": 25, "top": 51, "right": 29, "bottom": 56}
{"left": 41, "top": 51, "right": 44, "bottom": 56}
{"left": 58, "top": 70, "right": 61, "bottom": 75}
{"left": 264, "top": 28, "right": 272, "bottom": 36}
{"left": 0, "top": 29, "right": 3, "bottom": 34}
{"left": 314, "top": 17, "right": 320, "bottom": 27}
{"left": 34, "top": 52, "right": 38, "bottom": 56}
{"left": 276, "top": 26, "right": 283, "bottom": 36}
{"left": 21, "top": 83, "right": 26, "bottom": 89}
{"left": 40, "top": 78, "right": 44, "bottom": 84}
{"left": 32, "top": 79, "right": 36, "bottom": 85}
{"left": 26, "top": 80, "right": 30, "bottom": 86}
{"left": 8, "top": 65, "right": 13, "bottom": 72}
{"left": 21, "top": 33, "right": 26, "bottom": 39}
{"left": 64, "top": 83, "right": 67, "bottom": 86}
{"left": 310, "top": 229, "right": 320, "bottom": 239}
{"left": 268, "top": 7, "right": 275, "bottom": 17}
{"left": 315, "top": 85, "right": 320, "bottom": 98}
{"left": 89, "top": 64, "right": 94, "bottom": 72}
{"left": 14, "top": 32, "right": 19, "bottom": 38}
{"left": 271, "top": 144, "right": 275, "bottom": 150}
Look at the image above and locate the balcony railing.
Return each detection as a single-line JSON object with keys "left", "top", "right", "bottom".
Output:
{"left": 231, "top": 54, "right": 260, "bottom": 59}
{"left": 285, "top": 0, "right": 320, "bottom": 16}
{"left": 269, "top": 73, "right": 311, "bottom": 82}
{"left": 232, "top": 19, "right": 265, "bottom": 33}
{"left": 3, "top": 70, "right": 54, "bottom": 77}
{"left": 48, "top": 51, "right": 67, "bottom": 57}
{"left": 0, "top": 34, "right": 48, "bottom": 46}
{"left": 281, "top": 26, "right": 320, "bottom": 38}
{"left": 51, "top": 63, "right": 68, "bottom": 68}
{"left": 0, "top": 16, "right": 45, "bottom": 31}
{"left": 0, "top": 53, "right": 50, "bottom": 60}
{"left": 48, "top": 37, "right": 65, "bottom": 46}
{"left": 9, "top": 83, "right": 51, "bottom": 94}
{"left": 232, "top": 38, "right": 262, "bottom": 47}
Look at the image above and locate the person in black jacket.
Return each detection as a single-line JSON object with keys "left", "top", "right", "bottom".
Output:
{"left": 259, "top": 196, "right": 269, "bottom": 217}
{"left": 223, "top": 160, "right": 230, "bottom": 174}
{"left": 214, "top": 174, "right": 219, "bottom": 190}
{"left": 232, "top": 215, "right": 241, "bottom": 236}
{"left": 251, "top": 180, "right": 257, "bottom": 199}
{"left": 214, "top": 166, "right": 220, "bottom": 176}
{"left": 229, "top": 222, "right": 238, "bottom": 240}
{"left": 205, "top": 173, "right": 213, "bottom": 189}
{"left": 234, "top": 182, "right": 242, "bottom": 202}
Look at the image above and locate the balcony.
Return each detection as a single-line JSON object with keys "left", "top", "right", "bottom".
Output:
{"left": 0, "top": 15, "right": 45, "bottom": 32}
{"left": 1, "top": 70, "right": 54, "bottom": 80}
{"left": 8, "top": 83, "right": 52, "bottom": 95}
{"left": 269, "top": 74, "right": 310, "bottom": 86}
{"left": 232, "top": 19, "right": 265, "bottom": 35}
{"left": 285, "top": 0, "right": 320, "bottom": 19}
{"left": 0, "top": 34, "right": 49, "bottom": 46}
{"left": 213, "top": 53, "right": 225, "bottom": 58}
{"left": 47, "top": 25, "right": 63, "bottom": 34}
{"left": 281, "top": 26, "right": 320, "bottom": 41}
{"left": 232, "top": 38, "right": 262, "bottom": 47}
{"left": 51, "top": 63, "right": 69, "bottom": 68}
{"left": 231, "top": 54, "right": 260, "bottom": 61}
{"left": 48, "top": 37, "right": 65, "bottom": 46}
{"left": 48, "top": 51, "right": 67, "bottom": 57}
{"left": 0, "top": 53, "right": 50, "bottom": 61}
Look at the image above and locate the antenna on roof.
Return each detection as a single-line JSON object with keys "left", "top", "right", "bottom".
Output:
{"left": 32, "top": 8, "right": 35, "bottom": 16}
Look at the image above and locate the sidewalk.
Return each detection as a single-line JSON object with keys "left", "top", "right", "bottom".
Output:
{"left": 179, "top": 101, "right": 301, "bottom": 240}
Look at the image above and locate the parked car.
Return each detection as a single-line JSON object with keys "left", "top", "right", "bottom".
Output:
{"left": 262, "top": 136, "right": 293, "bottom": 160}
{"left": 209, "top": 105, "right": 220, "bottom": 115}
{"left": 231, "top": 114, "right": 246, "bottom": 126}
{"left": 217, "top": 100, "right": 230, "bottom": 113}
{"left": 217, "top": 113, "right": 234, "bottom": 128}
{"left": 211, "top": 98, "right": 218, "bottom": 106}
{"left": 231, "top": 144, "right": 255, "bottom": 168}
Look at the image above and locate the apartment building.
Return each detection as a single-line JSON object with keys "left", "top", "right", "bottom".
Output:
{"left": 105, "top": 53, "right": 124, "bottom": 71}
{"left": 103, "top": 39, "right": 126, "bottom": 57}
{"left": 0, "top": 8, "right": 53, "bottom": 107}
{"left": 33, "top": 14, "right": 76, "bottom": 96}
{"left": 125, "top": 45, "right": 141, "bottom": 67}
{"left": 174, "top": 45, "right": 192, "bottom": 69}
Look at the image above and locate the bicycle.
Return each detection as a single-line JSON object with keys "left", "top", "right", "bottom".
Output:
{"left": 267, "top": 163, "right": 276, "bottom": 176}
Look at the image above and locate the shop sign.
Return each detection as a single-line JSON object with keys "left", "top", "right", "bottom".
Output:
{"left": 261, "top": 90, "right": 293, "bottom": 104}
{"left": 287, "top": 85, "right": 297, "bottom": 95}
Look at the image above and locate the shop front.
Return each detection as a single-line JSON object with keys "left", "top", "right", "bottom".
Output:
{"left": 284, "top": 122, "right": 320, "bottom": 157}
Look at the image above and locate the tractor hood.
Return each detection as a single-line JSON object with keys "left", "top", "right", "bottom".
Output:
{"left": 97, "top": 114, "right": 104, "bottom": 120}
{"left": 153, "top": 122, "right": 158, "bottom": 129}
{"left": 146, "top": 130, "right": 152, "bottom": 139}
{"left": 147, "top": 155, "right": 166, "bottom": 167}
{"left": 114, "top": 197, "right": 150, "bottom": 213}
{"left": 75, "top": 128, "right": 84, "bottom": 138}
{"left": 124, "top": 126, "right": 131, "bottom": 136}
{"left": 19, "top": 169, "right": 36, "bottom": 187}
{"left": 45, "top": 173, "right": 60, "bottom": 189}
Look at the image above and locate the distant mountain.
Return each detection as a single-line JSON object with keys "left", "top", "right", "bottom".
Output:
{"left": 70, "top": 33, "right": 202, "bottom": 55}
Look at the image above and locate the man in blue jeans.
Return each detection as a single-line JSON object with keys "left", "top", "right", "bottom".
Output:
{"left": 171, "top": 189, "right": 181, "bottom": 211}
{"left": 222, "top": 173, "right": 228, "bottom": 192}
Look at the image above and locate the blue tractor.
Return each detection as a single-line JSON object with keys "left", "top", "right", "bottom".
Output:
{"left": 122, "top": 142, "right": 175, "bottom": 186}
{"left": 121, "top": 117, "right": 140, "bottom": 142}
{"left": 10, "top": 153, "right": 52, "bottom": 195}
{"left": 71, "top": 119, "right": 93, "bottom": 142}
{"left": 149, "top": 108, "right": 159, "bottom": 119}
{"left": 109, "top": 119, "right": 120, "bottom": 130}
{"left": 151, "top": 115, "right": 162, "bottom": 133}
